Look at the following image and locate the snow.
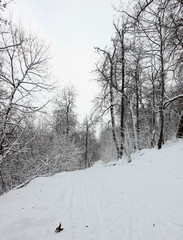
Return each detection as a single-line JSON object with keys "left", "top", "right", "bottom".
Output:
{"left": 0, "top": 140, "right": 183, "bottom": 240}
